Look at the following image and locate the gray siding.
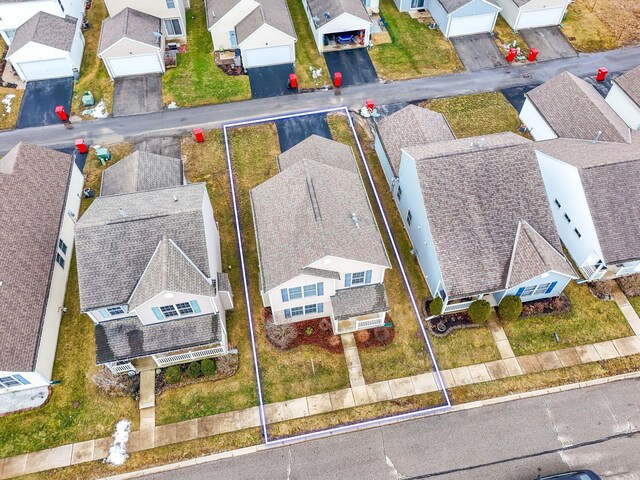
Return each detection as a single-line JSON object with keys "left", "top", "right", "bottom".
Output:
{"left": 427, "top": 0, "right": 449, "bottom": 34}
{"left": 373, "top": 132, "right": 396, "bottom": 189}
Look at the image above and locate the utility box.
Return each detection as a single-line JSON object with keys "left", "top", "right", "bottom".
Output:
{"left": 596, "top": 67, "right": 608, "bottom": 82}
{"left": 75, "top": 139, "right": 88, "bottom": 154}
{"left": 96, "top": 147, "right": 111, "bottom": 165}
{"left": 366, "top": 99, "right": 374, "bottom": 110}
{"left": 333, "top": 71, "right": 342, "bottom": 87}
{"left": 55, "top": 105, "right": 68, "bottom": 122}
{"left": 194, "top": 128, "right": 204, "bottom": 143}
{"left": 289, "top": 73, "right": 297, "bottom": 89}
{"left": 506, "top": 48, "right": 518, "bottom": 63}
{"left": 528, "top": 48, "right": 539, "bottom": 62}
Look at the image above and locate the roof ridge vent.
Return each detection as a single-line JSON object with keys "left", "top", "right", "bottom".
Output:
{"left": 305, "top": 174, "right": 322, "bottom": 221}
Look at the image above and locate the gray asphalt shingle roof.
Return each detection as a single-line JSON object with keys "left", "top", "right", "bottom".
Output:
{"left": 0, "top": 143, "right": 73, "bottom": 372}
{"left": 331, "top": 283, "right": 389, "bottom": 320}
{"left": 526, "top": 72, "right": 631, "bottom": 143}
{"left": 7, "top": 12, "right": 77, "bottom": 56}
{"left": 614, "top": 66, "right": 640, "bottom": 107}
{"left": 307, "top": 0, "right": 371, "bottom": 28}
{"left": 236, "top": 0, "right": 296, "bottom": 43}
{"left": 98, "top": 7, "right": 161, "bottom": 54}
{"left": 277, "top": 134, "right": 358, "bottom": 173}
{"left": 438, "top": 0, "right": 498, "bottom": 13}
{"left": 205, "top": 0, "right": 238, "bottom": 28}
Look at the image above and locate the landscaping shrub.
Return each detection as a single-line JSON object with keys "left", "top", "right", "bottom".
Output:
{"left": 164, "top": 366, "right": 182, "bottom": 384}
{"left": 201, "top": 358, "right": 217, "bottom": 377}
{"left": 429, "top": 297, "right": 443, "bottom": 316}
{"left": 373, "top": 327, "right": 392, "bottom": 345}
{"left": 305, "top": 327, "right": 314, "bottom": 336}
{"left": 617, "top": 274, "right": 640, "bottom": 297}
{"left": 318, "top": 318, "right": 332, "bottom": 332}
{"left": 327, "top": 335, "right": 341, "bottom": 348}
{"left": 265, "top": 322, "right": 298, "bottom": 350}
{"left": 498, "top": 295, "right": 523, "bottom": 321}
{"left": 186, "top": 361, "right": 201, "bottom": 379}
{"left": 354, "top": 329, "right": 371, "bottom": 343}
{"left": 589, "top": 280, "right": 616, "bottom": 300}
{"left": 216, "top": 355, "right": 238, "bottom": 377}
{"left": 468, "top": 300, "right": 491, "bottom": 324}
{"left": 263, "top": 307, "right": 273, "bottom": 322}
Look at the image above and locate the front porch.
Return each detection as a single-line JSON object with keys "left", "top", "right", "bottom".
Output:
{"left": 105, "top": 344, "right": 228, "bottom": 374}
{"left": 333, "top": 311, "right": 387, "bottom": 334}
{"left": 442, "top": 294, "right": 499, "bottom": 314}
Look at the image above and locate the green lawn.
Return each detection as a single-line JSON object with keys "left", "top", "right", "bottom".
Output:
{"left": 0, "top": 86, "right": 23, "bottom": 130}
{"left": 430, "top": 327, "right": 501, "bottom": 370}
{"left": 368, "top": 0, "right": 462, "bottom": 80}
{"left": 424, "top": 92, "right": 524, "bottom": 138}
{"left": 163, "top": 0, "right": 250, "bottom": 107}
{"left": 503, "top": 282, "right": 634, "bottom": 356}
{"left": 629, "top": 296, "right": 640, "bottom": 317}
{"left": 492, "top": 16, "right": 529, "bottom": 53}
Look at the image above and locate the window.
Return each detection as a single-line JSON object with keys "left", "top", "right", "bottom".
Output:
{"left": 3, "top": 29, "right": 16, "bottom": 41}
{"left": 406, "top": 210, "right": 412, "bottom": 226}
{"left": 517, "top": 281, "right": 557, "bottom": 297}
{"left": 164, "top": 18, "right": 183, "bottom": 36}
{"left": 0, "top": 375, "right": 28, "bottom": 389}
{"left": 284, "top": 303, "right": 324, "bottom": 318}
{"left": 396, "top": 186, "right": 402, "bottom": 201}
{"left": 345, "top": 270, "right": 372, "bottom": 287}
{"left": 56, "top": 253, "right": 65, "bottom": 268}
{"left": 107, "top": 306, "right": 125, "bottom": 316}
{"left": 534, "top": 283, "right": 551, "bottom": 295}
{"left": 554, "top": 199, "right": 561, "bottom": 208}
{"left": 166, "top": 0, "right": 176, "bottom": 7}
{"left": 160, "top": 305, "right": 179, "bottom": 318}
{"left": 288, "top": 287, "right": 302, "bottom": 300}
{"left": 303, "top": 284, "right": 317, "bottom": 297}
{"left": 564, "top": 213, "right": 571, "bottom": 223}
{"left": 58, "top": 239, "right": 68, "bottom": 255}
{"left": 304, "top": 304, "right": 317, "bottom": 315}
{"left": 176, "top": 302, "right": 194, "bottom": 315}
{"left": 574, "top": 228, "right": 582, "bottom": 238}
{"left": 351, "top": 271, "right": 366, "bottom": 285}
{"left": 520, "top": 285, "right": 536, "bottom": 297}
{"left": 290, "top": 306, "right": 304, "bottom": 317}
{"left": 153, "top": 301, "right": 201, "bottom": 320}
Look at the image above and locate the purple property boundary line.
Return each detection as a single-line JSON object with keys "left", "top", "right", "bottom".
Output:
{"left": 222, "top": 105, "right": 451, "bottom": 447}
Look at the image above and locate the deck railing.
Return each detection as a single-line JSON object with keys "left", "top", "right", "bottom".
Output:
{"left": 153, "top": 346, "right": 225, "bottom": 367}
{"left": 442, "top": 300, "right": 475, "bottom": 314}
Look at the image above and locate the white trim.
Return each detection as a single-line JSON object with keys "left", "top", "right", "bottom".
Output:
{"left": 98, "top": 38, "right": 162, "bottom": 57}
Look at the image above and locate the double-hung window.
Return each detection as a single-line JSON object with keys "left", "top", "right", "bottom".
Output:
{"left": 164, "top": 18, "right": 183, "bottom": 36}
{"left": 396, "top": 186, "right": 402, "bottom": 201}
{"left": 284, "top": 303, "right": 324, "bottom": 318}
{"left": 176, "top": 302, "right": 194, "bottom": 315}
{"left": 55, "top": 238, "right": 68, "bottom": 269}
{"left": 520, "top": 285, "right": 536, "bottom": 297}
{"left": 534, "top": 283, "right": 551, "bottom": 295}
{"left": 160, "top": 305, "right": 179, "bottom": 318}
{"left": 166, "top": 0, "right": 176, "bottom": 7}
{"left": 152, "top": 300, "right": 202, "bottom": 320}
{"left": 0, "top": 375, "right": 29, "bottom": 389}
{"left": 351, "top": 271, "right": 366, "bottom": 285}
{"left": 282, "top": 283, "right": 324, "bottom": 302}
{"left": 517, "top": 282, "right": 557, "bottom": 297}
{"left": 107, "top": 306, "right": 125, "bottom": 316}
{"left": 406, "top": 210, "right": 412, "bottom": 226}
{"left": 345, "top": 270, "right": 372, "bottom": 287}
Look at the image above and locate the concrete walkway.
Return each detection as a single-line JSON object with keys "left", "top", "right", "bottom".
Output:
{"left": 341, "top": 333, "right": 365, "bottom": 388}
{"left": 611, "top": 284, "right": 640, "bottom": 336}
{"left": 486, "top": 312, "right": 516, "bottom": 360}
{"left": 139, "top": 370, "right": 156, "bottom": 450}
{"left": 3, "top": 333, "right": 640, "bottom": 479}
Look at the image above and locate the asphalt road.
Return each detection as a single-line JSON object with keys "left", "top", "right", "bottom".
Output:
{"left": 3, "top": 45, "right": 640, "bottom": 154}
{"left": 134, "top": 378, "right": 640, "bottom": 480}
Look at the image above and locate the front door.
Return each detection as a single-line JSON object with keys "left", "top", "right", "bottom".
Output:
{"left": 229, "top": 30, "right": 238, "bottom": 48}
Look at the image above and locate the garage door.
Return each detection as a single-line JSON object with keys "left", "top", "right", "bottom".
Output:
{"left": 243, "top": 45, "right": 293, "bottom": 68}
{"left": 17, "top": 59, "right": 71, "bottom": 81}
{"left": 518, "top": 7, "right": 565, "bottom": 29}
{"left": 107, "top": 54, "right": 163, "bottom": 78}
{"left": 449, "top": 13, "right": 496, "bottom": 37}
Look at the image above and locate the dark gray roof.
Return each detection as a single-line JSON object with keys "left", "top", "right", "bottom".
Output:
{"left": 277, "top": 135, "right": 358, "bottom": 173}
{"left": 526, "top": 72, "right": 630, "bottom": 144}
{"left": 218, "top": 272, "right": 231, "bottom": 293}
{"left": 438, "top": 0, "right": 498, "bottom": 13}
{"left": 7, "top": 12, "right": 77, "bottom": 56}
{"left": 100, "top": 151, "right": 183, "bottom": 197}
{"left": 75, "top": 183, "right": 212, "bottom": 311}
{"left": 375, "top": 105, "right": 455, "bottom": 177}
{"left": 307, "top": 0, "right": 371, "bottom": 28}
{"left": 251, "top": 158, "right": 390, "bottom": 292}
{"left": 407, "top": 132, "right": 570, "bottom": 298}
{"left": 0, "top": 143, "right": 73, "bottom": 372}
{"left": 98, "top": 7, "right": 161, "bottom": 54}
{"left": 206, "top": 0, "right": 239, "bottom": 28}
{"left": 236, "top": 0, "right": 296, "bottom": 43}
{"left": 331, "top": 284, "right": 389, "bottom": 321}
{"left": 95, "top": 314, "right": 221, "bottom": 364}
{"left": 614, "top": 66, "right": 640, "bottom": 107}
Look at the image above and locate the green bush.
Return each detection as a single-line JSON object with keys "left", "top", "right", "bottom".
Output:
{"left": 186, "top": 361, "right": 201, "bottom": 379}
{"left": 468, "top": 300, "right": 491, "bottom": 324}
{"left": 429, "top": 297, "right": 443, "bottom": 316}
{"left": 201, "top": 358, "right": 217, "bottom": 377}
{"left": 498, "top": 295, "right": 523, "bottom": 321}
{"left": 164, "top": 366, "right": 182, "bottom": 384}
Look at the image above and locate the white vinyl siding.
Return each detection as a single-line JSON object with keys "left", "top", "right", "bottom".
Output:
{"left": 518, "top": 6, "right": 564, "bottom": 29}
{"left": 242, "top": 44, "right": 293, "bottom": 68}
{"left": 448, "top": 13, "right": 495, "bottom": 37}
{"left": 106, "top": 53, "right": 163, "bottom": 78}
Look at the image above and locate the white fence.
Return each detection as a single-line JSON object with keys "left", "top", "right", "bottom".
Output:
{"left": 580, "top": 264, "right": 606, "bottom": 281}
{"left": 356, "top": 317, "right": 384, "bottom": 330}
{"left": 107, "top": 362, "right": 135, "bottom": 374}
{"left": 442, "top": 300, "right": 474, "bottom": 314}
{"left": 154, "top": 346, "right": 226, "bottom": 367}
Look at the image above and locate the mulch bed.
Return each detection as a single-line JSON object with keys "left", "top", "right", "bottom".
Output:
{"left": 520, "top": 294, "right": 571, "bottom": 318}
{"left": 588, "top": 279, "right": 616, "bottom": 300}
{"left": 155, "top": 354, "right": 239, "bottom": 395}
{"left": 426, "top": 311, "right": 479, "bottom": 337}
{"left": 214, "top": 52, "right": 245, "bottom": 76}
{"left": 617, "top": 273, "right": 640, "bottom": 297}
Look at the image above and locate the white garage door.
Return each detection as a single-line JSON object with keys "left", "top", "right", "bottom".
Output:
{"left": 449, "top": 13, "right": 496, "bottom": 37}
{"left": 107, "top": 54, "right": 163, "bottom": 78}
{"left": 17, "top": 58, "right": 71, "bottom": 81}
{"left": 243, "top": 45, "right": 293, "bottom": 68}
{"left": 518, "top": 7, "right": 565, "bottom": 29}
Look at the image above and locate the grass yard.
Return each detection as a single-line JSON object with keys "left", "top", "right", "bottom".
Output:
{"left": 628, "top": 296, "right": 640, "bottom": 318}
{"left": 163, "top": 0, "right": 250, "bottom": 107}
{"left": 286, "top": 0, "right": 330, "bottom": 89}
{"left": 503, "top": 282, "right": 634, "bottom": 357}
{"left": 368, "top": 0, "right": 462, "bottom": 81}
{"left": 492, "top": 17, "right": 529, "bottom": 53}
{"left": 424, "top": 92, "right": 524, "bottom": 138}
{"left": 430, "top": 327, "right": 501, "bottom": 370}
{"left": 562, "top": 0, "right": 640, "bottom": 52}
{"left": 0, "top": 86, "right": 23, "bottom": 130}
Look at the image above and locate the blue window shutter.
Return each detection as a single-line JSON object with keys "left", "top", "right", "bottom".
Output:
{"left": 152, "top": 307, "right": 163, "bottom": 320}
{"left": 284, "top": 309, "right": 291, "bottom": 319}
{"left": 190, "top": 300, "right": 202, "bottom": 314}
{"left": 13, "top": 374, "right": 29, "bottom": 385}
{"left": 99, "top": 309, "right": 109, "bottom": 318}
{"left": 516, "top": 287, "right": 525, "bottom": 297}
{"left": 281, "top": 288, "right": 289, "bottom": 302}
{"left": 365, "top": 270, "right": 372, "bottom": 284}
{"left": 317, "top": 282, "right": 324, "bottom": 296}
{"left": 545, "top": 281, "right": 558, "bottom": 294}
{"left": 318, "top": 303, "right": 324, "bottom": 313}
{"left": 345, "top": 274, "right": 352, "bottom": 287}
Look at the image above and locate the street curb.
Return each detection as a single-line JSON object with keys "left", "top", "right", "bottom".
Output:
{"left": 102, "top": 370, "right": 640, "bottom": 479}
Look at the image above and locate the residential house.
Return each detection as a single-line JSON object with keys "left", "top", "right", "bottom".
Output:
{"left": 104, "top": 0, "right": 188, "bottom": 41}
{"left": 0, "top": 143, "right": 84, "bottom": 413}
{"left": 75, "top": 151, "right": 233, "bottom": 373}
{"left": 520, "top": 71, "right": 632, "bottom": 143}
{"left": 205, "top": 0, "right": 296, "bottom": 68}
{"left": 0, "top": 0, "right": 85, "bottom": 46}
{"left": 300, "top": 0, "right": 372, "bottom": 53}
{"left": 6, "top": 12, "right": 84, "bottom": 82}
{"left": 535, "top": 137, "right": 640, "bottom": 281}
{"left": 395, "top": 132, "right": 576, "bottom": 314}
{"left": 496, "top": 0, "right": 571, "bottom": 31}
{"left": 98, "top": 8, "right": 165, "bottom": 79}
{"left": 606, "top": 66, "right": 640, "bottom": 131}
{"left": 250, "top": 135, "right": 391, "bottom": 334}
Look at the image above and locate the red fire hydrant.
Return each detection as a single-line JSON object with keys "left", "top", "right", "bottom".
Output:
{"left": 528, "top": 48, "right": 539, "bottom": 62}
{"left": 506, "top": 48, "right": 518, "bottom": 63}
{"left": 55, "top": 105, "right": 68, "bottom": 122}
{"left": 193, "top": 128, "right": 204, "bottom": 143}
{"left": 75, "top": 138, "right": 88, "bottom": 154}
{"left": 333, "top": 72, "right": 342, "bottom": 88}
{"left": 288, "top": 73, "right": 297, "bottom": 89}
{"left": 366, "top": 99, "right": 374, "bottom": 111}
{"left": 596, "top": 67, "right": 608, "bottom": 82}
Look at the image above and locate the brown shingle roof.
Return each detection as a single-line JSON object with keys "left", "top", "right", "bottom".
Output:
{"left": 236, "top": 0, "right": 296, "bottom": 43}
{"left": 7, "top": 12, "right": 77, "bottom": 57}
{"left": 277, "top": 135, "right": 358, "bottom": 173}
{"left": 614, "top": 66, "right": 640, "bottom": 107}
{"left": 98, "top": 7, "right": 161, "bottom": 54}
{"left": 0, "top": 143, "right": 74, "bottom": 372}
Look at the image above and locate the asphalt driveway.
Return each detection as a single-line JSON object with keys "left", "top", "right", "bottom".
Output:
{"left": 16, "top": 77, "right": 74, "bottom": 129}
{"left": 450, "top": 34, "right": 507, "bottom": 72}
{"left": 134, "top": 136, "right": 181, "bottom": 158}
{"left": 519, "top": 26, "right": 577, "bottom": 62}
{"left": 323, "top": 48, "right": 378, "bottom": 86}
{"left": 501, "top": 84, "right": 540, "bottom": 111}
{"left": 247, "top": 64, "right": 296, "bottom": 99}
{"left": 112, "top": 74, "right": 163, "bottom": 117}
{"left": 275, "top": 113, "right": 332, "bottom": 152}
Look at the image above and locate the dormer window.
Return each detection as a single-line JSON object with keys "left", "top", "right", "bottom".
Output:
{"left": 152, "top": 300, "right": 202, "bottom": 320}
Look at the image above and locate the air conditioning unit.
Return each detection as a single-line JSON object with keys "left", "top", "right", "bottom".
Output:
{"left": 167, "top": 42, "right": 179, "bottom": 51}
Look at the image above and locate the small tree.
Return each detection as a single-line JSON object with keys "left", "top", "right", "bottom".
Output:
{"left": 164, "top": 366, "right": 182, "bottom": 384}
{"left": 186, "top": 361, "right": 201, "bottom": 379}
{"left": 429, "top": 297, "right": 443, "bottom": 316}
{"left": 265, "top": 322, "right": 298, "bottom": 350}
{"left": 468, "top": 300, "right": 491, "bottom": 324}
{"left": 201, "top": 358, "right": 217, "bottom": 377}
{"left": 498, "top": 295, "right": 523, "bottom": 321}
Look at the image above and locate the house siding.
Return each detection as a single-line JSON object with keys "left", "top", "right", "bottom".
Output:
{"left": 427, "top": 0, "right": 449, "bottom": 36}
{"left": 209, "top": 0, "right": 259, "bottom": 50}
{"left": 452, "top": 0, "right": 499, "bottom": 17}
{"left": 606, "top": 83, "right": 640, "bottom": 130}
{"left": 239, "top": 24, "right": 296, "bottom": 64}
{"left": 493, "top": 270, "right": 572, "bottom": 304}
{"left": 201, "top": 194, "right": 222, "bottom": 284}
{"left": 373, "top": 131, "right": 396, "bottom": 189}
{"left": 70, "top": 23, "right": 85, "bottom": 69}
{"left": 135, "top": 291, "right": 219, "bottom": 325}
{"left": 495, "top": 0, "right": 519, "bottom": 29}
{"left": 520, "top": 98, "right": 558, "bottom": 140}
{"left": 105, "top": 0, "right": 187, "bottom": 39}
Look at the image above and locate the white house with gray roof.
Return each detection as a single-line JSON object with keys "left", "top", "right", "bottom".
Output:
{"left": 104, "top": 0, "right": 188, "bottom": 41}
{"left": 535, "top": 136, "right": 640, "bottom": 281}
{"left": 251, "top": 135, "right": 391, "bottom": 334}
{"left": 301, "top": 0, "right": 372, "bottom": 52}
{"left": 75, "top": 154, "right": 233, "bottom": 374}
{"left": 206, "top": 0, "right": 296, "bottom": 68}
{"left": 6, "top": 11, "right": 84, "bottom": 82}
{"left": 495, "top": 0, "right": 570, "bottom": 31}
{"left": 396, "top": 132, "right": 576, "bottom": 314}
{"left": 606, "top": 66, "right": 640, "bottom": 131}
